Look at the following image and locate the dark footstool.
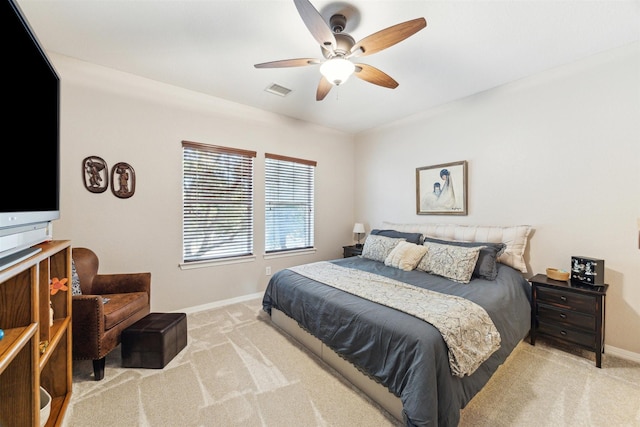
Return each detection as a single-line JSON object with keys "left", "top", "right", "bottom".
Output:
{"left": 121, "top": 312, "right": 187, "bottom": 369}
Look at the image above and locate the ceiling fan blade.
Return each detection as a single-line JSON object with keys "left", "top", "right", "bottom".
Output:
{"left": 354, "top": 64, "right": 399, "bottom": 89}
{"left": 349, "top": 17, "right": 427, "bottom": 58}
{"left": 294, "top": 0, "right": 336, "bottom": 52}
{"left": 254, "top": 58, "right": 321, "bottom": 68}
{"left": 316, "top": 76, "right": 333, "bottom": 101}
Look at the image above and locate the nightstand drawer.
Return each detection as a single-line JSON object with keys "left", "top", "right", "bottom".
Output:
{"left": 537, "top": 303, "right": 595, "bottom": 330}
{"left": 343, "top": 245, "right": 363, "bottom": 258}
{"left": 529, "top": 273, "right": 608, "bottom": 368}
{"left": 536, "top": 286, "right": 596, "bottom": 314}
{"left": 538, "top": 320, "right": 595, "bottom": 348}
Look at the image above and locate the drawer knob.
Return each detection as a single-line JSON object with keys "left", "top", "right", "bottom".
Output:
{"left": 560, "top": 313, "right": 567, "bottom": 319}
{"left": 560, "top": 295, "right": 567, "bottom": 302}
{"left": 560, "top": 330, "right": 567, "bottom": 336}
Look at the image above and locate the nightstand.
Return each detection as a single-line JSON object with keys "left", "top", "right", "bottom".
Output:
{"left": 529, "top": 273, "right": 608, "bottom": 367}
{"left": 343, "top": 245, "right": 363, "bottom": 258}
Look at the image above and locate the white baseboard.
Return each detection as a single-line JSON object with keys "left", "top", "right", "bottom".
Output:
{"left": 605, "top": 344, "right": 640, "bottom": 364}
{"left": 176, "top": 292, "right": 263, "bottom": 315}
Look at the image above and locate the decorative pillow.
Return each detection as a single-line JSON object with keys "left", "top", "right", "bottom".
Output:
{"left": 384, "top": 241, "right": 429, "bottom": 271}
{"left": 71, "top": 259, "right": 82, "bottom": 296}
{"left": 422, "top": 237, "right": 506, "bottom": 281}
{"left": 361, "top": 235, "right": 405, "bottom": 263}
{"left": 382, "top": 222, "right": 532, "bottom": 273}
{"left": 370, "top": 229, "right": 423, "bottom": 245}
{"left": 417, "top": 241, "right": 483, "bottom": 284}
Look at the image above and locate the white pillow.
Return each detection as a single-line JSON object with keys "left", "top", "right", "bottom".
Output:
{"left": 361, "top": 235, "right": 405, "bottom": 263}
{"left": 384, "top": 241, "right": 428, "bottom": 271}
{"left": 383, "top": 222, "right": 532, "bottom": 273}
{"left": 417, "top": 241, "right": 483, "bottom": 284}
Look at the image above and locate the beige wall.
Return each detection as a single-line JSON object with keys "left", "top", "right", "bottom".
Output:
{"left": 355, "top": 42, "right": 640, "bottom": 357}
{"left": 52, "top": 54, "right": 356, "bottom": 312}
{"left": 50, "top": 41, "right": 639, "bottom": 358}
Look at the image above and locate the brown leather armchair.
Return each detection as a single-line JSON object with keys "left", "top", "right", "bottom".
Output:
{"left": 71, "top": 247, "right": 151, "bottom": 380}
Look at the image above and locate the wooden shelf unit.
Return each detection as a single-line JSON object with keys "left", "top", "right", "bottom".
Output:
{"left": 0, "top": 240, "right": 72, "bottom": 426}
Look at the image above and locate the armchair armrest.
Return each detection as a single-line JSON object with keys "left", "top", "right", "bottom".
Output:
{"left": 72, "top": 295, "right": 106, "bottom": 328}
{"left": 72, "top": 295, "right": 106, "bottom": 358}
{"left": 91, "top": 272, "right": 151, "bottom": 296}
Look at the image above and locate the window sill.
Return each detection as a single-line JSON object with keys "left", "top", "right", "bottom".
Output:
{"left": 263, "top": 248, "right": 317, "bottom": 260}
{"left": 179, "top": 254, "right": 256, "bottom": 270}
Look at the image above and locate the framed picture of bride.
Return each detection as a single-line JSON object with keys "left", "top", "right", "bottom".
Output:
{"left": 416, "top": 160, "right": 468, "bottom": 215}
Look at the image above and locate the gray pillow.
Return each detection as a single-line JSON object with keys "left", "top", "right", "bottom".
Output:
{"left": 422, "top": 237, "right": 506, "bottom": 281}
{"left": 370, "top": 229, "right": 422, "bottom": 245}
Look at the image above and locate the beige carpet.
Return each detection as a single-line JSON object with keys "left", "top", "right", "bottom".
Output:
{"left": 62, "top": 297, "right": 640, "bottom": 427}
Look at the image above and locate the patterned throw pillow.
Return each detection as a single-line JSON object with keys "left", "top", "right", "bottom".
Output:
{"left": 417, "top": 241, "right": 483, "bottom": 284}
{"left": 361, "top": 235, "right": 405, "bottom": 263}
{"left": 385, "top": 241, "right": 429, "bottom": 271}
{"left": 71, "top": 259, "right": 82, "bottom": 295}
{"left": 422, "top": 237, "right": 506, "bottom": 281}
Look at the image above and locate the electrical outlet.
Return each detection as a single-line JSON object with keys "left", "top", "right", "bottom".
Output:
{"left": 266, "top": 266, "right": 271, "bottom": 276}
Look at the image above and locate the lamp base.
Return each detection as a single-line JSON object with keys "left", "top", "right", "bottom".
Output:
{"left": 355, "top": 243, "right": 363, "bottom": 249}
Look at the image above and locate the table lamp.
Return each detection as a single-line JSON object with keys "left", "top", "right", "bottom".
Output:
{"left": 353, "top": 223, "right": 365, "bottom": 248}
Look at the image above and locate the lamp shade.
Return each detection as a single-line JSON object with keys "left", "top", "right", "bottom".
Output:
{"left": 352, "top": 223, "right": 365, "bottom": 234}
{"left": 320, "top": 58, "right": 356, "bottom": 86}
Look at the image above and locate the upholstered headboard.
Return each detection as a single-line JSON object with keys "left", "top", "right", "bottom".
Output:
{"left": 382, "top": 222, "right": 532, "bottom": 273}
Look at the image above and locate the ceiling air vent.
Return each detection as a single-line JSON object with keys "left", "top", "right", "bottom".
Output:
{"left": 264, "top": 83, "right": 292, "bottom": 97}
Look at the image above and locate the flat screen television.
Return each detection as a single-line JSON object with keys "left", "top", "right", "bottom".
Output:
{"left": 0, "top": 0, "right": 60, "bottom": 270}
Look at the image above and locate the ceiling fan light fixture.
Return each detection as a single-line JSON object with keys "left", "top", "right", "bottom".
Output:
{"left": 254, "top": 0, "right": 427, "bottom": 100}
{"left": 320, "top": 57, "right": 355, "bottom": 86}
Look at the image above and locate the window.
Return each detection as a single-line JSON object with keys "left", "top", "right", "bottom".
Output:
{"left": 182, "top": 141, "right": 256, "bottom": 263}
{"left": 265, "top": 153, "right": 316, "bottom": 253}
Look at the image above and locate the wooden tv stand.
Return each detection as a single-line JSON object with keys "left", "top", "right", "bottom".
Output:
{"left": 0, "top": 240, "right": 73, "bottom": 426}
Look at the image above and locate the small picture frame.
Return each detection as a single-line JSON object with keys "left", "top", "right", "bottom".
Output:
{"left": 111, "top": 162, "right": 136, "bottom": 199}
{"left": 416, "top": 160, "right": 467, "bottom": 215}
{"left": 83, "top": 156, "right": 108, "bottom": 193}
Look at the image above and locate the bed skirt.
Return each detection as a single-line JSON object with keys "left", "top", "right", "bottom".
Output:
{"left": 270, "top": 308, "right": 404, "bottom": 421}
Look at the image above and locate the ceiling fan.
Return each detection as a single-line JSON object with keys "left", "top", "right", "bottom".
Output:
{"left": 254, "top": 0, "right": 427, "bottom": 101}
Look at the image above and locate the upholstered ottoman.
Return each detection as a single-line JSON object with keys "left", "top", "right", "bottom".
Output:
{"left": 121, "top": 312, "right": 187, "bottom": 369}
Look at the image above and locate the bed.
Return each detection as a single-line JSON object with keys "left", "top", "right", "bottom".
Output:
{"left": 262, "top": 223, "right": 533, "bottom": 427}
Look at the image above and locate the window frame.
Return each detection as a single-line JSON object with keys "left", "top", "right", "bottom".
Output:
{"left": 264, "top": 153, "right": 316, "bottom": 255}
{"left": 181, "top": 140, "right": 256, "bottom": 266}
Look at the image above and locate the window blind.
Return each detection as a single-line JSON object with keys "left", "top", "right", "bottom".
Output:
{"left": 182, "top": 141, "right": 256, "bottom": 262}
{"left": 265, "top": 153, "right": 316, "bottom": 253}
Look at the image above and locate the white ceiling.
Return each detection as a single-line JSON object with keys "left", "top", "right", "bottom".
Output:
{"left": 16, "top": 0, "right": 640, "bottom": 134}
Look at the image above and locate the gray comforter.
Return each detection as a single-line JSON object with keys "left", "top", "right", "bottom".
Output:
{"left": 262, "top": 256, "right": 531, "bottom": 427}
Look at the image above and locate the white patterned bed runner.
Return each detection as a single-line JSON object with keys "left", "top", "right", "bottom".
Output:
{"left": 288, "top": 261, "right": 501, "bottom": 377}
